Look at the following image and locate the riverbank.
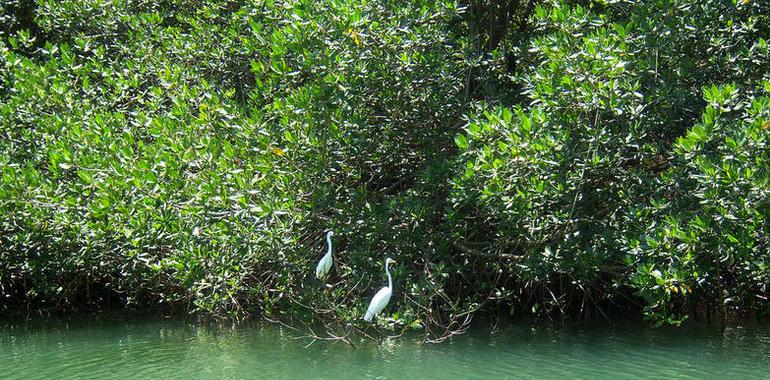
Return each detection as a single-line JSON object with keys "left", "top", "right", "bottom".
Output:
{"left": 2, "top": 0, "right": 769, "bottom": 330}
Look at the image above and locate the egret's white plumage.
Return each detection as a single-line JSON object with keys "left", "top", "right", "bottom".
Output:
{"left": 364, "top": 258, "right": 395, "bottom": 322}
{"left": 315, "top": 231, "right": 334, "bottom": 280}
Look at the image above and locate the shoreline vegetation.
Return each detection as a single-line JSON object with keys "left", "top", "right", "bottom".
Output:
{"left": 1, "top": 0, "right": 769, "bottom": 343}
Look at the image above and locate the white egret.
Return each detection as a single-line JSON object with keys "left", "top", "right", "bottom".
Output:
{"left": 315, "top": 231, "right": 335, "bottom": 280}
{"left": 364, "top": 258, "right": 396, "bottom": 322}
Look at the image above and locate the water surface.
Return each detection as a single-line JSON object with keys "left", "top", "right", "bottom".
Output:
{"left": 2, "top": 315, "right": 769, "bottom": 379}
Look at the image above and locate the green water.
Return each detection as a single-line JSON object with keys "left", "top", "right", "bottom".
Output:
{"left": 2, "top": 315, "right": 769, "bottom": 379}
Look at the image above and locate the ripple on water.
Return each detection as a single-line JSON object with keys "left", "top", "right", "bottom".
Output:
{"left": 1, "top": 317, "right": 770, "bottom": 379}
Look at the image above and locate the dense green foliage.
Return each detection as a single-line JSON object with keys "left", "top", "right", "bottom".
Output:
{"left": 1, "top": 0, "right": 768, "bottom": 333}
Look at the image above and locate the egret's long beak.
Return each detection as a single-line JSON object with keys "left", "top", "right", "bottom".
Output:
{"left": 390, "top": 260, "right": 397, "bottom": 265}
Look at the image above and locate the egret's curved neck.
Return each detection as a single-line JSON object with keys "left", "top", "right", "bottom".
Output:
{"left": 385, "top": 262, "right": 392, "bottom": 289}
{"left": 326, "top": 233, "right": 333, "bottom": 257}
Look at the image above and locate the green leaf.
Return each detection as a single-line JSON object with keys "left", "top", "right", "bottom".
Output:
{"left": 454, "top": 134, "right": 469, "bottom": 150}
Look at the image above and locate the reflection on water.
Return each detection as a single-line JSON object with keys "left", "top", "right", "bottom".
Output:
{"left": 1, "top": 314, "right": 769, "bottom": 379}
